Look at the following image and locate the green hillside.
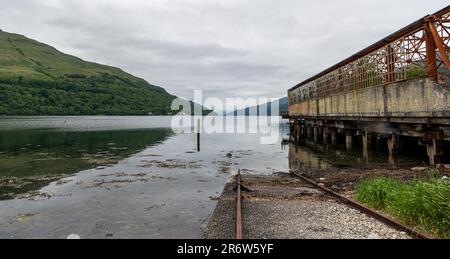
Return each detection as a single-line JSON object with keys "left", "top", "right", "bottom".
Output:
{"left": 0, "top": 29, "right": 177, "bottom": 115}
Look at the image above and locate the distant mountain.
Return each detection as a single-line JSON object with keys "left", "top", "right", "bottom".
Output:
{"left": 0, "top": 30, "right": 178, "bottom": 115}
{"left": 227, "top": 97, "right": 288, "bottom": 116}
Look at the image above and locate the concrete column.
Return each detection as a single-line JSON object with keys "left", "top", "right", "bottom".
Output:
{"left": 426, "top": 139, "right": 443, "bottom": 166}
{"left": 290, "top": 121, "right": 295, "bottom": 143}
{"left": 331, "top": 129, "right": 337, "bottom": 146}
{"left": 387, "top": 134, "right": 399, "bottom": 166}
{"left": 323, "top": 127, "right": 329, "bottom": 144}
{"left": 345, "top": 131, "right": 353, "bottom": 150}
{"left": 362, "top": 131, "right": 371, "bottom": 161}
{"left": 289, "top": 120, "right": 295, "bottom": 142}
{"left": 307, "top": 126, "right": 313, "bottom": 139}
{"left": 313, "top": 127, "right": 319, "bottom": 143}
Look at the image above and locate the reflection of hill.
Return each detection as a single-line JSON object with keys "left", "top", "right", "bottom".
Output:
{"left": 0, "top": 128, "right": 173, "bottom": 200}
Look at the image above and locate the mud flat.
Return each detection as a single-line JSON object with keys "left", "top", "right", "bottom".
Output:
{"left": 203, "top": 173, "right": 410, "bottom": 239}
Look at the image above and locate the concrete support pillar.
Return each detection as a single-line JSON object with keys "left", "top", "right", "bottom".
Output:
{"left": 331, "top": 129, "right": 337, "bottom": 146}
{"left": 426, "top": 139, "right": 443, "bottom": 166}
{"left": 307, "top": 126, "right": 313, "bottom": 139}
{"left": 362, "top": 130, "right": 371, "bottom": 161}
{"left": 313, "top": 127, "right": 319, "bottom": 143}
{"left": 345, "top": 131, "right": 353, "bottom": 150}
{"left": 387, "top": 134, "right": 399, "bottom": 166}
{"left": 323, "top": 127, "right": 329, "bottom": 144}
{"left": 290, "top": 121, "right": 295, "bottom": 143}
{"left": 419, "top": 131, "right": 444, "bottom": 166}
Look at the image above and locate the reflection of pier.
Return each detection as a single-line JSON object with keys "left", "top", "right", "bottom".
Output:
{"left": 288, "top": 143, "right": 329, "bottom": 170}
{"left": 288, "top": 7, "right": 450, "bottom": 166}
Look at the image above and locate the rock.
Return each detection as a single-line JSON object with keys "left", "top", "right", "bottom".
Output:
{"left": 209, "top": 196, "right": 220, "bottom": 201}
{"left": 16, "top": 214, "right": 34, "bottom": 222}
{"left": 411, "top": 167, "right": 427, "bottom": 171}
{"left": 436, "top": 164, "right": 450, "bottom": 172}
{"left": 367, "top": 233, "right": 381, "bottom": 239}
{"left": 67, "top": 234, "right": 81, "bottom": 239}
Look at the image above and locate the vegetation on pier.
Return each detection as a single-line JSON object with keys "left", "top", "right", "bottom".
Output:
{"left": 355, "top": 174, "right": 450, "bottom": 238}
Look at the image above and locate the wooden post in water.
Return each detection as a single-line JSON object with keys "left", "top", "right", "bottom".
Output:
{"left": 197, "top": 119, "right": 201, "bottom": 152}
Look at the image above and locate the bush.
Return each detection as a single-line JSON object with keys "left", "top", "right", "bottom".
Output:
{"left": 405, "top": 65, "right": 427, "bottom": 79}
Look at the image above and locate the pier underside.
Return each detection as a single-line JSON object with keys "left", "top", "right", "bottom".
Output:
{"left": 288, "top": 78, "right": 450, "bottom": 165}
{"left": 288, "top": 7, "right": 450, "bottom": 166}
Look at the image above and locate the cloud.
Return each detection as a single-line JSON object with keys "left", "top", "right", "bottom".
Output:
{"left": 0, "top": 0, "right": 447, "bottom": 106}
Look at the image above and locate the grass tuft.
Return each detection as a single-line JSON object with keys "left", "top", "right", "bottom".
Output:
{"left": 355, "top": 175, "right": 450, "bottom": 238}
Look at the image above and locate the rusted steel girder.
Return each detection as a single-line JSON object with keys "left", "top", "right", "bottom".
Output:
{"left": 424, "top": 23, "right": 438, "bottom": 81}
{"left": 427, "top": 16, "right": 450, "bottom": 69}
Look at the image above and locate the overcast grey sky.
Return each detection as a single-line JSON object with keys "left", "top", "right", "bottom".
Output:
{"left": 0, "top": 0, "right": 447, "bottom": 102}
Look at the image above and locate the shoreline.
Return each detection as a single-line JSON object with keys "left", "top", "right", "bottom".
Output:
{"left": 204, "top": 168, "right": 449, "bottom": 239}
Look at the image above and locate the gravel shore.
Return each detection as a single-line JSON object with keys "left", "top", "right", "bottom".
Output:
{"left": 203, "top": 173, "right": 411, "bottom": 239}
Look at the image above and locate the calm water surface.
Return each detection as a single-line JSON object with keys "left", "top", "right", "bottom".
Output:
{"left": 0, "top": 116, "right": 426, "bottom": 238}
{"left": 0, "top": 116, "right": 290, "bottom": 238}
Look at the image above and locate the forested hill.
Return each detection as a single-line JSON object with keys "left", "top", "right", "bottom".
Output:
{"left": 227, "top": 97, "right": 288, "bottom": 116}
{"left": 0, "top": 29, "right": 177, "bottom": 115}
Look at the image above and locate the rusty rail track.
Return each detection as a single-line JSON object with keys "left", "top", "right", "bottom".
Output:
{"left": 235, "top": 170, "right": 243, "bottom": 239}
{"left": 290, "top": 171, "right": 432, "bottom": 239}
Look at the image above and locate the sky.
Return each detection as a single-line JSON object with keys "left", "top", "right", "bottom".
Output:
{"left": 0, "top": 0, "right": 448, "bottom": 106}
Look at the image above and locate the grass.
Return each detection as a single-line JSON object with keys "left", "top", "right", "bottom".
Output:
{"left": 355, "top": 174, "right": 450, "bottom": 238}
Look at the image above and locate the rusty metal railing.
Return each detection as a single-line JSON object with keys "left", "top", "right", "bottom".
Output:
{"left": 289, "top": 6, "right": 450, "bottom": 105}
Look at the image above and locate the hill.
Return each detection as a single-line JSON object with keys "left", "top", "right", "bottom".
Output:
{"left": 0, "top": 30, "right": 177, "bottom": 115}
{"left": 227, "top": 97, "right": 288, "bottom": 116}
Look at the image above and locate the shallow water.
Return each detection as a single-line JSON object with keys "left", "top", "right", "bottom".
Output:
{"left": 0, "top": 116, "right": 428, "bottom": 238}
{"left": 0, "top": 116, "right": 289, "bottom": 238}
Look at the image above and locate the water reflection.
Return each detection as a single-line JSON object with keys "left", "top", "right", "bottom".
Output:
{"left": 0, "top": 128, "right": 173, "bottom": 199}
{"left": 286, "top": 138, "right": 427, "bottom": 172}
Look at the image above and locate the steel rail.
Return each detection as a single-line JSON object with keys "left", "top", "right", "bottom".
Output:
{"left": 290, "top": 171, "right": 432, "bottom": 239}
{"left": 235, "top": 170, "right": 243, "bottom": 239}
